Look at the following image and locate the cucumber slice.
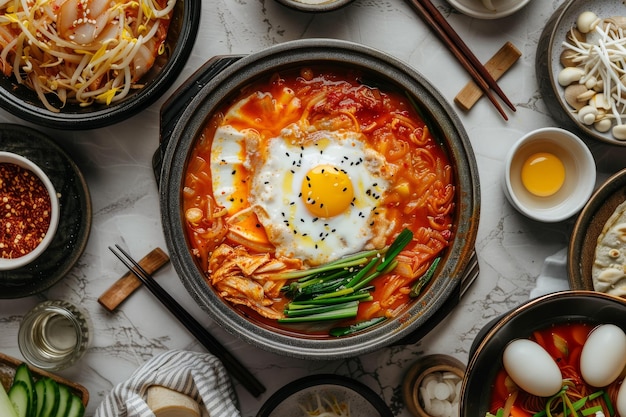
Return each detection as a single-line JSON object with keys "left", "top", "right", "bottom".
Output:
{"left": 65, "top": 395, "right": 84, "bottom": 417}
{"left": 33, "top": 380, "right": 45, "bottom": 417}
{"left": 0, "top": 383, "right": 19, "bottom": 417}
{"left": 53, "top": 385, "right": 71, "bottom": 417}
{"left": 12, "top": 364, "right": 35, "bottom": 417}
{"left": 8, "top": 381, "right": 30, "bottom": 417}
{"left": 39, "top": 379, "right": 59, "bottom": 417}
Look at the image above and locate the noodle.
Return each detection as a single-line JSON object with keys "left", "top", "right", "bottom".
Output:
{"left": 0, "top": 0, "right": 176, "bottom": 111}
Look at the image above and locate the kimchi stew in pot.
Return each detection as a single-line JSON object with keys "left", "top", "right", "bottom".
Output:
{"left": 181, "top": 66, "right": 456, "bottom": 337}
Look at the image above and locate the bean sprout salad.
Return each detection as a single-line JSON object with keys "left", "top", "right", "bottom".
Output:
{"left": 0, "top": 0, "right": 176, "bottom": 111}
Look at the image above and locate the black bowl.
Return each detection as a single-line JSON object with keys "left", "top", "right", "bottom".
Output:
{"left": 256, "top": 374, "right": 393, "bottom": 417}
{"left": 460, "top": 291, "right": 626, "bottom": 417}
{"left": 0, "top": 0, "right": 200, "bottom": 130}
{"left": 158, "top": 38, "right": 480, "bottom": 359}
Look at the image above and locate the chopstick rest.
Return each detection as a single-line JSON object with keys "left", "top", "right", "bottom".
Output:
{"left": 455, "top": 42, "right": 522, "bottom": 111}
{"left": 405, "top": 0, "right": 515, "bottom": 120}
{"left": 98, "top": 247, "right": 170, "bottom": 312}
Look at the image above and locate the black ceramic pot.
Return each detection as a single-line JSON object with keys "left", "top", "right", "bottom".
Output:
{"left": 157, "top": 38, "right": 480, "bottom": 359}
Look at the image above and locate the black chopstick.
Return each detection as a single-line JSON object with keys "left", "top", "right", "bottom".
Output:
{"left": 405, "top": 0, "right": 516, "bottom": 119}
{"left": 109, "top": 245, "right": 266, "bottom": 398}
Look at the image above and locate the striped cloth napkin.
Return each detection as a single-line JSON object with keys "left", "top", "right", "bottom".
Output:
{"left": 94, "top": 350, "right": 241, "bottom": 417}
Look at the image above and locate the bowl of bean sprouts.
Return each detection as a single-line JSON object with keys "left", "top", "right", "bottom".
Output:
{"left": 256, "top": 374, "right": 393, "bottom": 417}
{"left": 537, "top": 0, "right": 626, "bottom": 146}
{"left": 0, "top": 0, "right": 200, "bottom": 130}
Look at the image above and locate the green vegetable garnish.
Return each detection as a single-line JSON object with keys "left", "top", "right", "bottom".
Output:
{"left": 277, "top": 229, "right": 413, "bottom": 328}
{"left": 410, "top": 256, "right": 441, "bottom": 297}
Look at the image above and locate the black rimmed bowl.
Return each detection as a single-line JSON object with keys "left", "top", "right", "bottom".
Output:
{"left": 256, "top": 374, "right": 393, "bottom": 417}
{"left": 157, "top": 38, "right": 480, "bottom": 359}
{"left": 568, "top": 168, "right": 626, "bottom": 291}
{"left": 0, "top": 0, "right": 200, "bottom": 130}
{"left": 0, "top": 124, "right": 91, "bottom": 298}
{"left": 460, "top": 291, "right": 626, "bottom": 417}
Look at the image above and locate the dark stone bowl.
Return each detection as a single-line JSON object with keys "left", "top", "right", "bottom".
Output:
{"left": 158, "top": 39, "right": 480, "bottom": 359}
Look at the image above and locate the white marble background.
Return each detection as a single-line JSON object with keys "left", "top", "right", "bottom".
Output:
{"left": 2, "top": 0, "right": 626, "bottom": 416}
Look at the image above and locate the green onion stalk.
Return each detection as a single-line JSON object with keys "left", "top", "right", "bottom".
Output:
{"left": 276, "top": 228, "right": 414, "bottom": 335}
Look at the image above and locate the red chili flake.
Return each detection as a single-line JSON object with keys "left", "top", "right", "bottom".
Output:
{"left": 0, "top": 162, "right": 52, "bottom": 259}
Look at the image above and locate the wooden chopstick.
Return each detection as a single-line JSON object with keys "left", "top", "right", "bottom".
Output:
{"left": 405, "top": 0, "right": 516, "bottom": 120}
{"left": 109, "top": 245, "right": 266, "bottom": 398}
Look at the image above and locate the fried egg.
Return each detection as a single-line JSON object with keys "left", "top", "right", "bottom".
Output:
{"left": 247, "top": 125, "right": 391, "bottom": 265}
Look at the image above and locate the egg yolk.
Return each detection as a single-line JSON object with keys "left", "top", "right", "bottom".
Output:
{"left": 520, "top": 152, "right": 565, "bottom": 197}
{"left": 302, "top": 164, "right": 354, "bottom": 218}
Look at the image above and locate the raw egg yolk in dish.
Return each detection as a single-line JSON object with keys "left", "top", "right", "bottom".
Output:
{"left": 521, "top": 152, "right": 565, "bottom": 197}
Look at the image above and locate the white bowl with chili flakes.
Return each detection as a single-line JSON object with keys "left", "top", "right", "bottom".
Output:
{"left": 0, "top": 151, "right": 59, "bottom": 270}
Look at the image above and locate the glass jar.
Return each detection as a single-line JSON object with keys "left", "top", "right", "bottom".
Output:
{"left": 18, "top": 300, "right": 91, "bottom": 371}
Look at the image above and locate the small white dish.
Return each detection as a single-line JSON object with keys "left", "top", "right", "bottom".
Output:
{"left": 503, "top": 127, "right": 596, "bottom": 223}
{"left": 0, "top": 151, "right": 59, "bottom": 270}
{"left": 445, "top": 0, "right": 530, "bottom": 20}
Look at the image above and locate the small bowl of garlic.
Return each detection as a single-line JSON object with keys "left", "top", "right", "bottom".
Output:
{"left": 403, "top": 354, "right": 466, "bottom": 417}
{"left": 537, "top": 0, "right": 626, "bottom": 146}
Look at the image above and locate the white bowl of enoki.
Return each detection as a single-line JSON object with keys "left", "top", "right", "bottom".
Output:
{"left": 537, "top": 0, "right": 626, "bottom": 146}
{"left": 0, "top": 0, "right": 200, "bottom": 130}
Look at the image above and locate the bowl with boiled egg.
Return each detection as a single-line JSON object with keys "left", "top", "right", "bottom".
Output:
{"left": 460, "top": 290, "right": 626, "bottom": 417}
{"left": 537, "top": 0, "right": 626, "bottom": 145}
{"left": 0, "top": 0, "right": 200, "bottom": 130}
{"left": 157, "top": 38, "right": 480, "bottom": 359}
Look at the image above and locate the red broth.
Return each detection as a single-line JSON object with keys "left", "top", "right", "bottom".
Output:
{"left": 182, "top": 66, "right": 455, "bottom": 334}
{"left": 489, "top": 322, "right": 622, "bottom": 417}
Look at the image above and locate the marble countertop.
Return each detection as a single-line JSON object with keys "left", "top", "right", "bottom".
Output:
{"left": 2, "top": 0, "right": 626, "bottom": 416}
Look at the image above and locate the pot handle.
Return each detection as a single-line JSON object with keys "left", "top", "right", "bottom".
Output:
{"left": 152, "top": 55, "right": 243, "bottom": 185}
